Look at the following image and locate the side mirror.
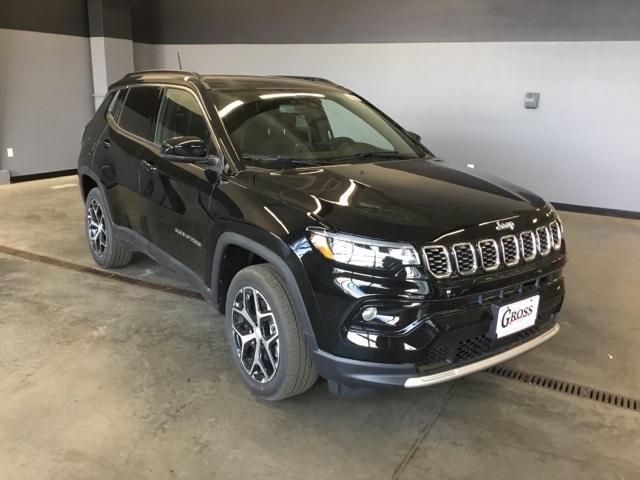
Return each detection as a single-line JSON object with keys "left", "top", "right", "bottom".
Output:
{"left": 161, "top": 136, "right": 207, "bottom": 162}
{"left": 406, "top": 131, "right": 422, "bottom": 143}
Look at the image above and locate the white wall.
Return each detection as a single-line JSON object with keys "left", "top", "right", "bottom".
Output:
{"left": 134, "top": 41, "right": 640, "bottom": 212}
{"left": 0, "top": 28, "right": 94, "bottom": 176}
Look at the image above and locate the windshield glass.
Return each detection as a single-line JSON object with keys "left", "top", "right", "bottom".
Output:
{"left": 208, "top": 87, "right": 426, "bottom": 169}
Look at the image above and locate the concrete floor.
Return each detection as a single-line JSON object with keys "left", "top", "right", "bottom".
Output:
{"left": 0, "top": 176, "right": 639, "bottom": 479}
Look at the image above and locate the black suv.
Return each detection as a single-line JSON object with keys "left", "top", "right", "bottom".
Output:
{"left": 78, "top": 71, "right": 565, "bottom": 400}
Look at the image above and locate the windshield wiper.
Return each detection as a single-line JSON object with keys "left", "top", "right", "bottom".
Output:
{"left": 324, "top": 151, "right": 415, "bottom": 163}
{"left": 241, "top": 154, "right": 319, "bottom": 167}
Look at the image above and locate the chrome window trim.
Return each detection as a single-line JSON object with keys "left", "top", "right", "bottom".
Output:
{"left": 519, "top": 230, "right": 537, "bottom": 262}
{"left": 500, "top": 234, "right": 520, "bottom": 267}
{"left": 477, "top": 239, "right": 500, "bottom": 272}
{"left": 422, "top": 245, "right": 452, "bottom": 279}
{"left": 536, "top": 226, "right": 552, "bottom": 257}
{"left": 451, "top": 242, "right": 478, "bottom": 275}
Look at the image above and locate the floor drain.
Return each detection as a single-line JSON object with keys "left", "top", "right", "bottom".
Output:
{"left": 486, "top": 366, "right": 640, "bottom": 412}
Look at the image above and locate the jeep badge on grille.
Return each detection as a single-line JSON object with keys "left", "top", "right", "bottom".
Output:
{"left": 495, "top": 220, "right": 515, "bottom": 231}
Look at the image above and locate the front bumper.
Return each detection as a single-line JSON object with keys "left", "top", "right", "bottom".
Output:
{"left": 312, "top": 321, "right": 560, "bottom": 389}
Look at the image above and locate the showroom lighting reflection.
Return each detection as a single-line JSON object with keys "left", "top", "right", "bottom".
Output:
{"left": 217, "top": 100, "right": 244, "bottom": 118}
{"left": 259, "top": 92, "right": 325, "bottom": 99}
{"left": 263, "top": 206, "right": 289, "bottom": 234}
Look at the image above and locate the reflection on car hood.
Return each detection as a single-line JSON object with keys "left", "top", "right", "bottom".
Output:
{"left": 253, "top": 158, "right": 547, "bottom": 242}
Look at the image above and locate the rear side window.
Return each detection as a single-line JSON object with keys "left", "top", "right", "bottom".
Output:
{"left": 108, "top": 90, "right": 125, "bottom": 120}
{"left": 118, "top": 86, "right": 163, "bottom": 141}
{"left": 155, "top": 88, "right": 210, "bottom": 144}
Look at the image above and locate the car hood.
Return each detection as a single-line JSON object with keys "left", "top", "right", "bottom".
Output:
{"left": 252, "top": 158, "right": 548, "bottom": 243}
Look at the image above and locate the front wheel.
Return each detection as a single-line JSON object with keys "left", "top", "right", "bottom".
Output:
{"left": 225, "top": 264, "right": 318, "bottom": 400}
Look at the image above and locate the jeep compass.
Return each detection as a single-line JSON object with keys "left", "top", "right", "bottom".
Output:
{"left": 78, "top": 71, "right": 565, "bottom": 400}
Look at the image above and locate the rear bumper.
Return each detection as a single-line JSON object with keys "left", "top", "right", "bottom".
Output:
{"left": 312, "top": 322, "right": 559, "bottom": 389}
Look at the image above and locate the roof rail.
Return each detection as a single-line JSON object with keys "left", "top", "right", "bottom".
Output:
{"left": 125, "top": 69, "right": 200, "bottom": 78}
{"left": 273, "top": 75, "right": 336, "bottom": 85}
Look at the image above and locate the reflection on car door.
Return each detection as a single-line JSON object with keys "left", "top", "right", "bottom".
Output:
{"left": 140, "top": 87, "right": 217, "bottom": 280}
{"left": 96, "top": 86, "right": 163, "bottom": 232}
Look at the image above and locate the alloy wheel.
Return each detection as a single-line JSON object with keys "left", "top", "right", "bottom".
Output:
{"left": 87, "top": 199, "right": 107, "bottom": 257}
{"left": 231, "top": 286, "right": 280, "bottom": 383}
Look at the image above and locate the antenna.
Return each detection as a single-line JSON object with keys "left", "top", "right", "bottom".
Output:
{"left": 177, "top": 51, "right": 183, "bottom": 70}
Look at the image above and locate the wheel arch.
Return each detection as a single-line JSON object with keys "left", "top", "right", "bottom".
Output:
{"left": 211, "top": 231, "right": 323, "bottom": 351}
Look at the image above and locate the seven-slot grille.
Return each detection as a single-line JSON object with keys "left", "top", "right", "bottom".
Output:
{"left": 536, "top": 226, "right": 551, "bottom": 256}
{"left": 422, "top": 220, "right": 562, "bottom": 279}
{"left": 519, "top": 231, "right": 536, "bottom": 262}
{"left": 423, "top": 245, "right": 452, "bottom": 278}
{"left": 500, "top": 235, "right": 520, "bottom": 266}
{"left": 477, "top": 239, "right": 500, "bottom": 271}
{"left": 452, "top": 243, "right": 477, "bottom": 275}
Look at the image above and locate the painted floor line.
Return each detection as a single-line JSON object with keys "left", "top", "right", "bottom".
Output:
{"left": 0, "top": 244, "right": 202, "bottom": 300}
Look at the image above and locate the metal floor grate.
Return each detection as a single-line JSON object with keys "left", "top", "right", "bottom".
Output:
{"left": 486, "top": 366, "right": 640, "bottom": 412}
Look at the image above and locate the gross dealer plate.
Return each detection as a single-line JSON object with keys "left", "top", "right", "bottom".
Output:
{"left": 494, "top": 295, "right": 540, "bottom": 338}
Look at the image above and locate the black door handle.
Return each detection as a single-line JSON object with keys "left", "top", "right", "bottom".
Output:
{"left": 102, "top": 139, "right": 111, "bottom": 149}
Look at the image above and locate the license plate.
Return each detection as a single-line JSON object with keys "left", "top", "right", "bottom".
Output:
{"left": 494, "top": 295, "right": 540, "bottom": 338}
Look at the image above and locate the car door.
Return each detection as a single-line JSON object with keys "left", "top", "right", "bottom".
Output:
{"left": 140, "top": 86, "right": 217, "bottom": 280}
{"left": 96, "top": 85, "right": 163, "bottom": 233}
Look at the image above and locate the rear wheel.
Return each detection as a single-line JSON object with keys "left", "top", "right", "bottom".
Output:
{"left": 225, "top": 264, "right": 318, "bottom": 400}
{"left": 84, "top": 188, "right": 132, "bottom": 268}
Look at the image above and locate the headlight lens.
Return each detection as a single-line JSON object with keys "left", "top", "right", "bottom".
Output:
{"left": 308, "top": 229, "right": 420, "bottom": 268}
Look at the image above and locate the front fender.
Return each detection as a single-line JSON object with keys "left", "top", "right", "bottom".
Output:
{"left": 210, "top": 230, "right": 326, "bottom": 351}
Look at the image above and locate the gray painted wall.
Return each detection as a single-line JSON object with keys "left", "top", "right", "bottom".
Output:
{"left": 0, "top": 28, "right": 94, "bottom": 176}
{"left": 134, "top": 41, "right": 640, "bottom": 212}
{"left": 131, "top": 0, "right": 640, "bottom": 44}
{"left": 129, "top": 0, "right": 640, "bottom": 211}
{"left": 1, "top": 0, "right": 638, "bottom": 212}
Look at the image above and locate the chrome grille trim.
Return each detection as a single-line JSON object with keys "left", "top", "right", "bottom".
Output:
{"left": 536, "top": 226, "right": 551, "bottom": 256}
{"left": 422, "top": 221, "right": 561, "bottom": 279}
{"left": 549, "top": 221, "right": 562, "bottom": 250}
{"left": 452, "top": 242, "right": 478, "bottom": 275}
{"left": 477, "top": 239, "right": 500, "bottom": 271}
{"left": 519, "top": 230, "right": 537, "bottom": 262}
{"left": 423, "top": 245, "right": 452, "bottom": 279}
{"left": 500, "top": 235, "right": 520, "bottom": 266}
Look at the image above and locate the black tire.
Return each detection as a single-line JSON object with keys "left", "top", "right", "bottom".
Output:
{"left": 225, "top": 264, "right": 318, "bottom": 400}
{"left": 84, "top": 187, "right": 132, "bottom": 268}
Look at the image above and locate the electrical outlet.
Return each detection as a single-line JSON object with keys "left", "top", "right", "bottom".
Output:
{"left": 6, "top": 147, "right": 14, "bottom": 158}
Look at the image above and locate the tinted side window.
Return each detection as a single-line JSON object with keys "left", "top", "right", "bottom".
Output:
{"left": 118, "top": 86, "right": 163, "bottom": 141}
{"left": 156, "top": 88, "right": 210, "bottom": 144}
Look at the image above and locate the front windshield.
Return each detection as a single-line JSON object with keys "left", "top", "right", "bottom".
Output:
{"left": 208, "top": 86, "right": 426, "bottom": 169}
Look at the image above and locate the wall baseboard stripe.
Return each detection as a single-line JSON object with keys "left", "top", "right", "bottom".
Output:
{"left": 11, "top": 169, "right": 78, "bottom": 183}
{"left": 553, "top": 202, "right": 640, "bottom": 220}
{"left": 8, "top": 169, "right": 639, "bottom": 220}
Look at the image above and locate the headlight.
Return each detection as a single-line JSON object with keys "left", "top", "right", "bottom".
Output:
{"left": 308, "top": 228, "right": 420, "bottom": 268}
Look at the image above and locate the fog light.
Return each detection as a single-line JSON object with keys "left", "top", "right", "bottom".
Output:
{"left": 361, "top": 307, "right": 378, "bottom": 322}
